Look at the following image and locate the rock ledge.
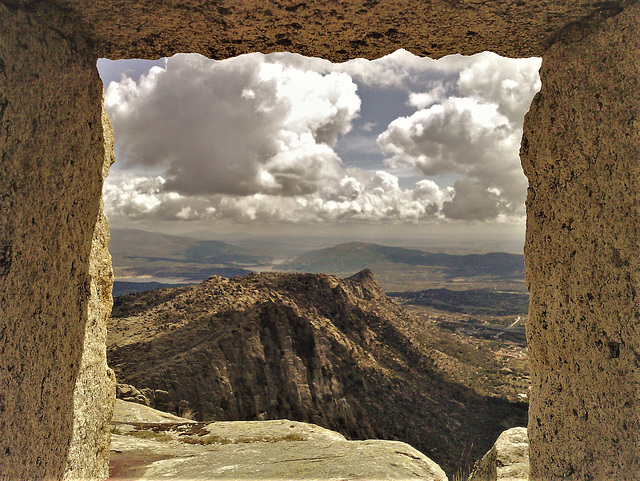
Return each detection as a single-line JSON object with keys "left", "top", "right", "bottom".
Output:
{"left": 110, "top": 399, "right": 448, "bottom": 480}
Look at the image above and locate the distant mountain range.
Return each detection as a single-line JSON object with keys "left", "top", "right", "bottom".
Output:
{"left": 390, "top": 288, "right": 530, "bottom": 317}
{"left": 112, "top": 281, "right": 195, "bottom": 297}
{"left": 109, "top": 230, "right": 526, "bottom": 293}
{"left": 280, "top": 242, "right": 526, "bottom": 292}
{"left": 110, "top": 228, "right": 266, "bottom": 281}
{"left": 108, "top": 270, "right": 527, "bottom": 476}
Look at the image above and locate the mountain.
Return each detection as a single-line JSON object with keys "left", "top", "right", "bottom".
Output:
{"left": 109, "top": 228, "right": 266, "bottom": 280}
{"left": 107, "top": 270, "right": 527, "bottom": 475}
{"left": 279, "top": 242, "right": 526, "bottom": 292}
{"left": 110, "top": 228, "right": 265, "bottom": 264}
{"left": 181, "top": 230, "right": 349, "bottom": 259}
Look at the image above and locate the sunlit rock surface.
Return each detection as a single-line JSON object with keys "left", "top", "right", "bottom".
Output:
{"left": 109, "top": 400, "right": 448, "bottom": 480}
{"left": 64, "top": 105, "right": 117, "bottom": 480}
{"left": 468, "top": 427, "right": 529, "bottom": 481}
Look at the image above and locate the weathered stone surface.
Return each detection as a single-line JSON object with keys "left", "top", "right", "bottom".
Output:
{"left": 1, "top": 0, "right": 640, "bottom": 479}
{"left": 112, "top": 398, "right": 195, "bottom": 424}
{"left": 32, "top": 0, "right": 638, "bottom": 61}
{"left": 109, "top": 400, "right": 448, "bottom": 480}
{"left": 0, "top": 4, "right": 108, "bottom": 479}
{"left": 468, "top": 427, "right": 529, "bottom": 481}
{"left": 520, "top": 3, "right": 640, "bottom": 479}
{"left": 63, "top": 105, "right": 117, "bottom": 480}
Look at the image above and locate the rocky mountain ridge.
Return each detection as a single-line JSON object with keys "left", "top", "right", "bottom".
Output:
{"left": 108, "top": 270, "right": 527, "bottom": 475}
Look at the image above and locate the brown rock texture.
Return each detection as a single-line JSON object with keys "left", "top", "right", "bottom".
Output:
{"left": 21, "top": 0, "right": 639, "bottom": 61}
{"left": 0, "top": 4, "right": 110, "bottom": 479}
{"left": 108, "top": 270, "right": 527, "bottom": 476}
{"left": 1, "top": 0, "right": 639, "bottom": 479}
{"left": 521, "top": 3, "right": 640, "bottom": 479}
{"left": 63, "top": 106, "right": 116, "bottom": 480}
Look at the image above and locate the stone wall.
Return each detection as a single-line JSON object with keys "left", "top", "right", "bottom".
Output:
{"left": 521, "top": 3, "right": 640, "bottom": 479}
{"left": 0, "top": 0, "right": 638, "bottom": 479}
{"left": 22, "top": 0, "right": 640, "bottom": 61}
{"left": 0, "top": 3, "right": 111, "bottom": 479}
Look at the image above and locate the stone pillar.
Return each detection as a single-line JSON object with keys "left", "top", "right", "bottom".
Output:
{"left": 521, "top": 4, "right": 640, "bottom": 480}
{"left": 63, "top": 106, "right": 116, "bottom": 480}
{"left": 0, "top": 4, "right": 113, "bottom": 478}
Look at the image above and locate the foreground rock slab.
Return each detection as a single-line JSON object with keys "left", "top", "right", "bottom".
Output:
{"left": 109, "top": 400, "right": 448, "bottom": 480}
{"left": 468, "top": 427, "right": 528, "bottom": 481}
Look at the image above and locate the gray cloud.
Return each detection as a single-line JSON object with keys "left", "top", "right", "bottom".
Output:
{"left": 102, "top": 51, "right": 540, "bottom": 226}
{"left": 377, "top": 53, "right": 541, "bottom": 222}
{"left": 105, "top": 53, "right": 359, "bottom": 197}
{"left": 441, "top": 179, "right": 500, "bottom": 221}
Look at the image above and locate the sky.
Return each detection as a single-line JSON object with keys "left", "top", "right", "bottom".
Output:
{"left": 98, "top": 50, "right": 541, "bottom": 253}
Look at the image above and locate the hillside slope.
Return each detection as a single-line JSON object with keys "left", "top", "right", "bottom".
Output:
{"left": 107, "top": 270, "right": 527, "bottom": 475}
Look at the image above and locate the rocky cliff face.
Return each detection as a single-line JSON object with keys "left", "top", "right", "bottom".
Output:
{"left": 108, "top": 270, "right": 526, "bottom": 474}
{"left": 63, "top": 105, "right": 116, "bottom": 480}
{"left": 0, "top": 5, "right": 111, "bottom": 479}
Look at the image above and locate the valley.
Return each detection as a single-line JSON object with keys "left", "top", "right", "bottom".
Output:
{"left": 108, "top": 269, "right": 529, "bottom": 477}
{"left": 108, "top": 228, "right": 530, "bottom": 477}
{"left": 398, "top": 303, "right": 529, "bottom": 403}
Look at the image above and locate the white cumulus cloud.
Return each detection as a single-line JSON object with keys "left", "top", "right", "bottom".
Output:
{"left": 102, "top": 51, "right": 540, "bottom": 227}
{"left": 377, "top": 53, "right": 541, "bottom": 222}
{"left": 104, "top": 170, "right": 448, "bottom": 225}
{"left": 105, "top": 53, "right": 360, "bottom": 198}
